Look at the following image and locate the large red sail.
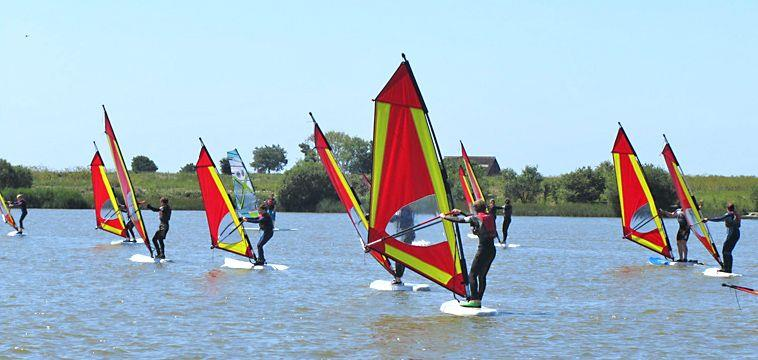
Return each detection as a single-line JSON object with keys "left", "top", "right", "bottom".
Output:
{"left": 661, "top": 138, "right": 722, "bottom": 266}
{"left": 103, "top": 106, "right": 153, "bottom": 256}
{"left": 460, "top": 142, "right": 484, "bottom": 202}
{"left": 313, "top": 118, "right": 394, "bottom": 274}
{"left": 366, "top": 58, "right": 467, "bottom": 297}
{"left": 458, "top": 165, "right": 475, "bottom": 211}
{"left": 611, "top": 125, "right": 672, "bottom": 259}
{"left": 90, "top": 150, "right": 127, "bottom": 237}
{"left": 196, "top": 143, "right": 254, "bottom": 258}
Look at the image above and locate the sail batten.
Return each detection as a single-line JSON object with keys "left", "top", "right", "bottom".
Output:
{"left": 611, "top": 125, "right": 672, "bottom": 259}
{"left": 197, "top": 143, "right": 254, "bottom": 259}
{"left": 103, "top": 106, "right": 153, "bottom": 256}
{"left": 366, "top": 59, "right": 468, "bottom": 297}
{"left": 661, "top": 138, "right": 722, "bottom": 266}
{"left": 90, "top": 150, "right": 127, "bottom": 237}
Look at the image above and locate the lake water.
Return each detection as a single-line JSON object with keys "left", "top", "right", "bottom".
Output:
{"left": 1, "top": 209, "right": 755, "bottom": 358}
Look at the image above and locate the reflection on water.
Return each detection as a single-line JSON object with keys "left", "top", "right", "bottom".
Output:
{"left": 0, "top": 210, "right": 754, "bottom": 358}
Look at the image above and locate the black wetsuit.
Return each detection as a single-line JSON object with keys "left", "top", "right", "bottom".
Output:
{"left": 501, "top": 204, "right": 512, "bottom": 243}
{"left": 444, "top": 211, "right": 497, "bottom": 300}
{"left": 390, "top": 207, "right": 415, "bottom": 278}
{"left": 675, "top": 211, "right": 690, "bottom": 241}
{"left": 12, "top": 199, "right": 27, "bottom": 230}
{"left": 247, "top": 213, "right": 274, "bottom": 264}
{"left": 709, "top": 212, "right": 741, "bottom": 273}
{"left": 147, "top": 204, "right": 171, "bottom": 258}
{"left": 120, "top": 208, "right": 136, "bottom": 241}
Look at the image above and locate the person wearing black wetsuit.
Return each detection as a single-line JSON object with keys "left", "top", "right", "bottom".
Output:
{"left": 146, "top": 197, "right": 171, "bottom": 259}
{"left": 243, "top": 204, "right": 274, "bottom": 266}
{"left": 441, "top": 199, "right": 497, "bottom": 308}
{"left": 389, "top": 207, "right": 416, "bottom": 285}
{"left": 660, "top": 207, "right": 689, "bottom": 261}
{"left": 487, "top": 199, "right": 503, "bottom": 243}
{"left": 705, "top": 203, "right": 741, "bottom": 273}
{"left": 501, "top": 198, "right": 513, "bottom": 243}
{"left": 9, "top": 194, "right": 28, "bottom": 234}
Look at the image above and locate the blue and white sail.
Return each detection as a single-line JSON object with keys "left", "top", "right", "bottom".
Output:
{"left": 227, "top": 149, "right": 259, "bottom": 217}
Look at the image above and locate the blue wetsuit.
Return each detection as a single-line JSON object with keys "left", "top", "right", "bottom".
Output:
{"left": 247, "top": 213, "right": 274, "bottom": 264}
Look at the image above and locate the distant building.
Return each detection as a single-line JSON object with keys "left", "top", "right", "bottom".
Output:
{"left": 445, "top": 156, "right": 501, "bottom": 176}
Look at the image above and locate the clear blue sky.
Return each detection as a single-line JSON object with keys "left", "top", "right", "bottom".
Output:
{"left": 2, "top": 1, "right": 756, "bottom": 176}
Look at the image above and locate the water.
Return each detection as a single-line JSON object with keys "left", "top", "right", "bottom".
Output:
{"left": 1, "top": 210, "right": 755, "bottom": 358}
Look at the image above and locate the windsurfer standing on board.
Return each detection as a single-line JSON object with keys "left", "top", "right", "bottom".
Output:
{"left": 145, "top": 197, "right": 172, "bottom": 259}
{"left": 440, "top": 199, "right": 497, "bottom": 308}
{"left": 660, "top": 206, "right": 690, "bottom": 262}
{"left": 704, "top": 203, "right": 741, "bottom": 273}
{"left": 389, "top": 206, "right": 416, "bottom": 285}
{"left": 8, "top": 194, "right": 28, "bottom": 234}
{"left": 242, "top": 204, "right": 274, "bottom": 266}
{"left": 118, "top": 203, "right": 137, "bottom": 242}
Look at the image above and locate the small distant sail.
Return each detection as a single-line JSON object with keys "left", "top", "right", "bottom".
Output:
{"left": 611, "top": 125, "right": 672, "bottom": 259}
{"left": 0, "top": 192, "right": 17, "bottom": 230}
{"left": 90, "top": 149, "right": 127, "bottom": 237}
{"left": 366, "top": 57, "right": 469, "bottom": 297}
{"left": 103, "top": 106, "right": 153, "bottom": 256}
{"left": 662, "top": 137, "right": 722, "bottom": 266}
{"left": 196, "top": 142, "right": 255, "bottom": 259}
{"left": 227, "top": 149, "right": 259, "bottom": 218}
{"left": 313, "top": 116, "right": 394, "bottom": 274}
{"left": 458, "top": 165, "right": 475, "bottom": 211}
{"left": 460, "top": 142, "right": 484, "bottom": 202}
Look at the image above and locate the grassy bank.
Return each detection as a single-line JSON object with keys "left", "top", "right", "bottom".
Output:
{"left": 2, "top": 169, "right": 755, "bottom": 217}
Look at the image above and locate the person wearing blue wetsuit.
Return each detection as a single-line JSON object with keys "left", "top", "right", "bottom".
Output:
{"left": 243, "top": 204, "right": 274, "bottom": 266}
{"left": 389, "top": 206, "right": 416, "bottom": 285}
{"left": 8, "top": 194, "right": 28, "bottom": 234}
{"left": 704, "top": 203, "right": 741, "bottom": 273}
{"left": 265, "top": 194, "right": 277, "bottom": 223}
{"left": 441, "top": 199, "right": 497, "bottom": 308}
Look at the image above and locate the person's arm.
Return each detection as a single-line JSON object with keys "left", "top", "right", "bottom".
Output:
{"left": 705, "top": 213, "right": 730, "bottom": 222}
{"left": 658, "top": 209, "right": 675, "bottom": 217}
{"left": 439, "top": 209, "right": 470, "bottom": 223}
{"left": 146, "top": 204, "right": 160, "bottom": 212}
{"left": 243, "top": 216, "right": 262, "bottom": 224}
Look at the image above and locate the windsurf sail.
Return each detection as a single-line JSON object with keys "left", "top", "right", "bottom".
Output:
{"left": 0, "top": 192, "right": 17, "bottom": 230}
{"left": 90, "top": 145, "right": 127, "bottom": 237}
{"left": 722, "top": 283, "right": 757, "bottom": 295}
{"left": 312, "top": 114, "right": 394, "bottom": 274}
{"left": 366, "top": 56, "right": 469, "bottom": 297}
{"left": 661, "top": 136, "right": 722, "bottom": 266}
{"left": 103, "top": 105, "right": 153, "bottom": 256}
{"left": 227, "top": 149, "right": 259, "bottom": 218}
{"left": 458, "top": 166, "right": 475, "bottom": 211}
{"left": 196, "top": 140, "right": 255, "bottom": 259}
{"left": 460, "top": 142, "right": 484, "bottom": 202}
{"left": 611, "top": 124, "right": 673, "bottom": 259}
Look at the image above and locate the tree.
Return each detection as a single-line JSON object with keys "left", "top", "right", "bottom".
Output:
{"left": 278, "top": 161, "right": 335, "bottom": 211}
{"left": 504, "top": 165, "right": 543, "bottom": 203}
{"left": 643, "top": 163, "right": 677, "bottom": 210}
{"left": 302, "top": 131, "right": 371, "bottom": 174}
{"left": 0, "top": 159, "right": 33, "bottom": 188}
{"left": 219, "top": 158, "right": 231, "bottom": 175}
{"left": 131, "top": 155, "right": 158, "bottom": 172}
{"left": 251, "top": 145, "right": 288, "bottom": 173}
{"left": 751, "top": 186, "right": 758, "bottom": 212}
{"left": 560, "top": 166, "right": 606, "bottom": 202}
{"left": 179, "top": 163, "right": 195, "bottom": 173}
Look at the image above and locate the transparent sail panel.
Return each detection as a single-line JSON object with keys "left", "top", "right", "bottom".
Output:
{"left": 684, "top": 209, "right": 705, "bottom": 238}
{"left": 347, "top": 207, "right": 369, "bottom": 242}
{"left": 217, "top": 213, "right": 245, "bottom": 246}
{"left": 631, "top": 205, "right": 657, "bottom": 233}
{"left": 385, "top": 195, "right": 441, "bottom": 247}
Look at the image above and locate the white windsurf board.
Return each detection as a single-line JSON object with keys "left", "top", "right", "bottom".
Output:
{"left": 496, "top": 243, "right": 520, "bottom": 249}
{"left": 440, "top": 300, "right": 498, "bottom": 316}
{"left": 111, "top": 238, "right": 144, "bottom": 245}
{"left": 369, "top": 280, "right": 430, "bottom": 292}
{"left": 7, "top": 230, "right": 25, "bottom": 237}
{"left": 129, "top": 254, "right": 172, "bottom": 263}
{"left": 221, "top": 257, "right": 288, "bottom": 270}
{"left": 703, "top": 267, "right": 741, "bottom": 278}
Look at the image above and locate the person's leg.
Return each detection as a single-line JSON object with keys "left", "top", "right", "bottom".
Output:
{"left": 721, "top": 233, "right": 738, "bottom": 273}
{"left": 19, "top": 212, "right": 27, "bottom": 230}
{"left": 682, "top": 240, "right": 688, "bottom": 261}
{"left": 468, "top": 248, "right": 484, "bottom": 300}
{"left": 157, "top": 228, "right": 167, "bottom": 258}
{"left": 502, "top": 219, "right": 511, "bottom": 243}
{"left": 477, "top": 248, "right": 496, "bottom": 300}
{"left": 256, "top": 233, "right": 272, "bottom": 264}
{"left": 677, "top": 239, "right": 685, "bottom": 261}
{"left": 152, "top": 230, "right": 163, "bottom": 257}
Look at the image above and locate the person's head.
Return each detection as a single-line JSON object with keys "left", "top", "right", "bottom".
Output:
{"left": 259, "top": 204, "right": 268, "bottom": 213}
{"left": 727, "top": 203, "right": 735, "bottom": 212}
{"left": 504, "top": 198, "right": 511, "bottom": 205}
{"left": 270, "top": 193, "right": 275, "bottom": 199}
{"left": 16, "top": 194, "right": 23, "bottom": 199}
{"left": 473, "top": 199, "right": 487, "bottom": 213}
{"left": 489, "top": 199, "right": 495, "bottom": 206}
{"left": 160, "top": 197, "right": 168, "bottom": 205}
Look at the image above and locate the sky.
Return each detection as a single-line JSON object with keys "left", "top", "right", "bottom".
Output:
{"left": 1, "top": 1, "right": 756, "bottom": 176}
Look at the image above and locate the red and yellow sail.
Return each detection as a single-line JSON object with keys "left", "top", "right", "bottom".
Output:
{"left": 103, "top": 106, "right": 153, "bottom": 256}
{"left": 313, "top": 118, "right": 394, "bottom": 274}
{"left": 90, "top": 150, "right": 127, "bottom": 237}
{"left": 661, "top": 138, "right": 722, "bottom": 266}
{"left": 0, "top": 192, "right": 17, "bottom": 230}
{"left": 196, "top": 142, "right": 254, "bottom": 259}
{"left": 458, "top": 165, "right": 475, "bottom": 210}
{"left": 460, "top": 142, "right": 484, "bottom": 202}
{"left": 612, "top": 125, "right": 672, "bottom": 259}
{"left": 366, "top": 58, "right": 467, "bottom": 297}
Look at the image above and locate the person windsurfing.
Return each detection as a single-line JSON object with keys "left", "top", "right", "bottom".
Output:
{"left": 242, "top": 204, "right": 274, "bottom": 266}
{"left": 389, "top": 206, "right": 416, "bottom": 285}
{"left": 118, "top": 203, "right": 138, "bottom": 242}
{"left": 660, "top": 206, "right": 690, "bottom": 262}
{"left": 145, "top": 197, "right": 172, "bottom": 259}
{"left": 440, "top": 199, "right": 497, "bottom": 308}
{"left": 704, "top": 203, "right": 741, "bottom": 273}
{"left": 8, "top": 194, "right": 28, "bottom": 234}
{"left": 487, "top": 198, "right": 504, "bottom": 243}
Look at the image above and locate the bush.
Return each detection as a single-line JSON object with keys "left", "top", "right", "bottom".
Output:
{"left": 219, "top": 158, "right": 231, "bottom": 175}
{"left": 560, "top": 166, "right": 606, "bottom": 203}
{"left": 132, "top": 155, "right": 158, "bottom": 172}
{"left": 278, "top": 161, "right": 335, "bottom": 212}
{"left": 179, "top": 163, "right": 195, "bottom": 173}
{"left": 0, "top": 159, "right": 33, "bottom": 188}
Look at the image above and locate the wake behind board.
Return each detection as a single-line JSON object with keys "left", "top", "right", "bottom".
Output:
{"left": 703, "top": 267, "right": 741, "bottom": 278}
{"left": 440, "top": 300, "right": 497, "bottom": 317}
{"left": 7, "top": 231, "right": 26, "bottom": 237}
{"left": 110, "top": 238, "right": 144, "bottom": 245}
{"left": 129, "top": 254, "right": 172, "bottom": 264}
{"left": 648, "top": 257, "right": 702, "bottom": 267}
{"left": 369, "top": 280, "right": 430, "bottom": 292}
{"left": 221, "top": 257, "right": 289, "bottom": 271}
{"left": 496, "top": 243, "right": 520, "bottom": 249}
